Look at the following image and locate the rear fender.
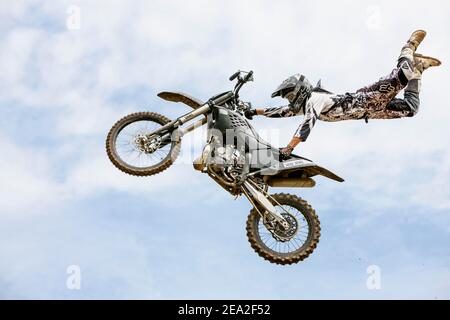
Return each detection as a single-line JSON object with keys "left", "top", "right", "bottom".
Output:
{"left": 260, "top": 158, "right": 345, "bottom": 183}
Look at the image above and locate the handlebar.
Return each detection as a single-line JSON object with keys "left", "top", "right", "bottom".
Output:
{"left": 229, "top": 71, "right": 240, "bottom": 81}
{"left": 229, "top": 70, "right": 253, "bottom": 99}
{"left": 244, "top": 70, "right": 253, "bottom": 82}
{"left": 211, "top": 91, "right": 234, "bottom": 106}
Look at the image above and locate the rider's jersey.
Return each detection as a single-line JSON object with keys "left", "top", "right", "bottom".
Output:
{"left": 263, "top": 92, "right": 335, "bottom": 141}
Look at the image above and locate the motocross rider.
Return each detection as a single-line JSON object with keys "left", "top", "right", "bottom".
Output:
{"left": 245, "top": 30, "right": 441, "bottom": 158}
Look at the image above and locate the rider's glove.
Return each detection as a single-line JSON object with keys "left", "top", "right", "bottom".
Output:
{"left": 244, "top": 109, "right": 257, "bottom": 120}
{"left": 279, "top": 146, "right": 293, "bottom": 160}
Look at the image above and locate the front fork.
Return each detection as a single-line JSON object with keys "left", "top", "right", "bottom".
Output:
{"left": 242, "top": 180, "right": 289, "bottom": 229}
{"left": 147, "top": 105, "right": 209, "bottom": 147}
{"left": 159, "top": 117, "right": 207, "bottom": 144}
{"left": 147, "top": 104, "right": 210, "bottom": 137}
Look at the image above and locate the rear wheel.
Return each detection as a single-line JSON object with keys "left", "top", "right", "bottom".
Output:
{"left": 106, "top": 112, "right": 181, "bottom": 176}
{"left": 246, "top": 193, "right": 320, "bottom": 265}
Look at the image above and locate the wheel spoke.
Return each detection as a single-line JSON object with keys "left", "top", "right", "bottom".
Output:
{"left": 114, "top": 119, "right": 173, "bottom": 169}
{"left": 255, "top": 200, "right": 314, "bottom": 255}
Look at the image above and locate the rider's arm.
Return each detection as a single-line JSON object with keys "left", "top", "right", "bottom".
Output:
{"left": 279, "top": 136, "right": 302, "bottom": 157}
{"left": 292, "top": 104, "right": 318, "bottom": 143}
{"left": 254, "top": 104, "right": 313, "bottom": 153}
{"left": 278, "top": 92, "right": 335, "bottom": 154}
{"left": 255, "top": 105, "right": 295, "bottom": 118}
{"left": 280, "top": 111, "right": 316, "bottom": 155}
{"left": 288, "top": 136, "right": 302, "bottom": 149}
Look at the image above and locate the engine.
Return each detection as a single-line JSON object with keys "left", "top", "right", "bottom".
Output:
{"left": 193, "top": 142, "right": 246, "bottom": 194}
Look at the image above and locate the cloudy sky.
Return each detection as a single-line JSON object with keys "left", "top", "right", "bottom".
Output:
{"left": 0, "top": 0, "right": 449, "bottom": 299}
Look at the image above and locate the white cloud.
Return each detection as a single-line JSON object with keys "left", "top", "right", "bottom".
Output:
{"left": 0, "top": 137, "right": 62, "bottom": 215}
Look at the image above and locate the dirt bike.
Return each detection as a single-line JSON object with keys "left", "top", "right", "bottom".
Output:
{"left": 106, "top": 70, "right": 344, "bottom": 265}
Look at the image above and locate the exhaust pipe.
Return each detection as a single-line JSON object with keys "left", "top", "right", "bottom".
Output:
{"left": 265, "top": 177, "right": 316, "bottom": 188}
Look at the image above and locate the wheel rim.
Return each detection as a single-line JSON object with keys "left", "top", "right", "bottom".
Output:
{"left": 256, "top": 205, "right": 311, "bottom": 255}
{"left": 114, "top": 120, "right": 172, "bottom": 169}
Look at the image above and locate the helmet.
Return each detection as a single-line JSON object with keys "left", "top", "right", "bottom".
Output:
{"left": 271, "top": 74, "right": 313, "bottom": 113}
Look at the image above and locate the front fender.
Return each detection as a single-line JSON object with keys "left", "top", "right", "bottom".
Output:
{"left": 157, "top": 91, "right": 204, "bottom": 110}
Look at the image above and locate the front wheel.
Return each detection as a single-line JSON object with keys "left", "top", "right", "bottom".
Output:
{"left": 106, "top": 112, "right": 181, "bottom": 176}
{"left": 246, "top": 193, "right": 320, "bottom": 265}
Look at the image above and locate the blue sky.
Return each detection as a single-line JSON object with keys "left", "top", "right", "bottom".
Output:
{"left": 0, "top": 0, "right": 449, "bottom": 299}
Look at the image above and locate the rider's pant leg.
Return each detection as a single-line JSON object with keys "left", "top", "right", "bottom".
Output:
{"left": 322, "top": 71, "right": 420, "bottom": 121}
{"left": 384, "top": 79, "right": 420, "bottom": 117}
{"left": 322, "top": 68, "right": 412, "bottom": 121}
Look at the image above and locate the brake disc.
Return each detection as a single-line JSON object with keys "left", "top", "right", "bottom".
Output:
{"left": 264, "top": 212, "right": 299, "bottom": 242}
{"left": 134, "top": 135, "right": 161, "bottom": 153}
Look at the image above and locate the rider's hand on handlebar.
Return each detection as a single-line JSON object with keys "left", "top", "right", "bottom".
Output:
{"left": 279, "top": 137, "right": 301, "bottom": 159}
{"left": 279, "top": 146, "right": 293, "bottom": 159}
{"left": 244, "top": 108, "right": 257, "bottom": 120}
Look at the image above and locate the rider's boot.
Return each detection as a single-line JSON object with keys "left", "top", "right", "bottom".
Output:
{"left": 398, "top": 30, "right": 426, "bottom": 64}
{"left": 401, "top": 53, "right": 441, "bottom": 95}
{"left": 397, "top": 30, "right": 427, "bottom": 81}
{"left": 414, "top": 53, "right": 442, "bottom": 72}
{"left": 406, "top": 30, "right": 427, "bottom": 52}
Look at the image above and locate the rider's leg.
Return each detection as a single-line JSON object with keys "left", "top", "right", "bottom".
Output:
{"left": 359, "top": 52, "right": 441, "bottom": 119}
{"left": 375, "top": 31, "right": 440, "bottom": 117}
{"left": 379, "top": 45, "right": 421, "bottom": 117}
{"left": 357, "top": 30, "right": 425, "bottom": 94}
{"left": 322, "top": 65, "right": 418, "bottom": 121}
{"left": 320, "top": 30, "right": 439, "bottom": 122}
{"left": 383, "top": 78, "right": 420, "bottom": 117}
{"left": 339, "top": 31, "right": 432, "bottom": 119}
{"left": 380, "top": 50, "right": 441, "bottom": 118}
